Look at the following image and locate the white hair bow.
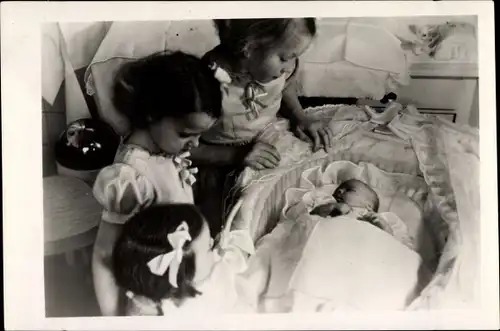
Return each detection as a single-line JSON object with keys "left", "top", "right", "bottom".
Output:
{"left": 209, "top": 62, "right": 232, "bottom": 85}
{"left": 146, "top": 221, "right": 192, "bottom": 288}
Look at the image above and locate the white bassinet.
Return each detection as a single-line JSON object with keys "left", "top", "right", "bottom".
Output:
{"left": 228, "top": 104, "right": 480, "bottom": 311}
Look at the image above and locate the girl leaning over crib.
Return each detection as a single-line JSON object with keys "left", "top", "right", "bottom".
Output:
{"left": 191, "top": 18, "right": 335, "bottom": 232}
{"left": 113, "top": 203, "right": 258, "bottom": 315}
{"left": 91, "top": 51, "right": 222, "bottom": 316}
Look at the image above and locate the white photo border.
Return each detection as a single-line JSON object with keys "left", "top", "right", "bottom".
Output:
{"left": 2, "top": 1, "right": 498, "bottom": 330}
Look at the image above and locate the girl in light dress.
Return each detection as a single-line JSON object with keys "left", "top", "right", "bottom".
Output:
{"left": 91, "top": 51, "right": 222, "bottom": 316}
{"left": 191, "top": 18, "right": 336, "bottom": 234}
{"left": 112, "top": 203, "right": 259, "bottom": 315}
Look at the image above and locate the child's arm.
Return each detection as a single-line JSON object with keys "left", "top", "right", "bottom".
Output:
{"left": 280, "top": 80, "right": 334, "bottom": 152}
{"left": 91, "top": 164, "right": 159, "bottom": 316}
{"left": 92, "top": 221, "right": 123, "bottom": 316}
{"left": 190, "top": 143, "right": 246, "bottom": 166}
{"left": 190, "top": 141, "right": 280, "bottom": 170}
{"left": 280, "top": 81, "right": 309, "bottom": 127}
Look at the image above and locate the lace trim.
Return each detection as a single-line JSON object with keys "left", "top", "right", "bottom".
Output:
{"left": 407, "top": 124, "right": 462, "bottom": 309}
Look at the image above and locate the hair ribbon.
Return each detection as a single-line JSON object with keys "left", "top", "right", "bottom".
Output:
{"left": 146, "top": 221, "right": 192, "bottom": 288}
{"left": 243, "top": 82, "right": 267, "bottom": 121}
{"left": 209, "top": 62, "right": 232, "bottom": 85}
{"left": 173, "top": 151, "right": 198, "bottom": 186}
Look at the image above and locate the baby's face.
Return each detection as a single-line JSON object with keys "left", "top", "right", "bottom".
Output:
{"left": 333, "top": 179, "right": 378, "bottom": 212}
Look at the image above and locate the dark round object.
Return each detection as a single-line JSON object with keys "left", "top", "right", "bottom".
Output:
{"left": 380, "top": 92, "right": 398, "bottom": 104}
{"left": 55, "top": 118, "right": 121, "bottom": 171}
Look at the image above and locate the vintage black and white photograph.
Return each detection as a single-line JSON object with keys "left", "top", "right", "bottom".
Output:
{"left": 3, "top": 1, "right": 498, "bottom": 330}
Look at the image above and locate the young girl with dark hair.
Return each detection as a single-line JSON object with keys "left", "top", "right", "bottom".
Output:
{"left": 113, "top": 204, "right": 256, "bottom": 315}
{"left": 191, "top": 18, "right": 335, "bottom": 234}
{"left": 91, "top": 51, "right": 222, "bottom": 316}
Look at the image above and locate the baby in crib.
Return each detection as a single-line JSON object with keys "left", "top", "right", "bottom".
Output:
{"left": 310, "top": 179, "right": 415, "bottom": 250}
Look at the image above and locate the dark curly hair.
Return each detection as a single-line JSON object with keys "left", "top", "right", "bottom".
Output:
{"left": 213, "top": 18, "right": 316, "bottom": 58}
{"left": 112, "top": 51, "right": 222, "bottom": 129}
{"left": 113, "top": 204, "right": 206, "bottom": 308}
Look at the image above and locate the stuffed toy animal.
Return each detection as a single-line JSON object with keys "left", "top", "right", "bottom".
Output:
{"left": 397, "top": 21, "right": 475, "bottom": 58}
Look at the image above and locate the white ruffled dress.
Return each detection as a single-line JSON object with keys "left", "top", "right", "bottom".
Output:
{"left": 93, "top": 144, "right": 195, "bottom": 225}
{"left": 125, "top": 229, "right": 262, "bottom": 315}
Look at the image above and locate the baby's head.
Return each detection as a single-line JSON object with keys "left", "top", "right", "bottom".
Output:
{"left": 333, "top": 179, "right": 380, "bottom": 213}
{"left": 113, "top": 204, "right": 216, "bottom": 306}
{"left": 214, "top": 18, "right": 317, "bottom": 83}
{"left": 113, "top": 51, "right": 222, "bottom": 155}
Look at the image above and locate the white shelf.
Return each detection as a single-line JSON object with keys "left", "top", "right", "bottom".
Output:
{"left": 409, "top": 62, "right": 478, "bottom": 79}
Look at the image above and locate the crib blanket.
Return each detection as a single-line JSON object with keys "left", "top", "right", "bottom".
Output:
{"left": 231, "top": 105, "right": 480, "bottom": 310}
{"left": 251, "top": 215, "right": 430, "bottom": 312}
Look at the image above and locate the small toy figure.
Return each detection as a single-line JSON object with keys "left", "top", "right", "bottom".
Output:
{"left": 397, "top": 21, "right": 476, "bottom": 58}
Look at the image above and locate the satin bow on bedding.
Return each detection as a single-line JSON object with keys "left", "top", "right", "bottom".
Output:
{"left": 216, "top": 230, "right": 256, "bottom": 273}
{"left": 147, "top": 221, "right": 192, "bottom": 287}
{"left": 173, "top": 151, "right": 198, "bottom": 186}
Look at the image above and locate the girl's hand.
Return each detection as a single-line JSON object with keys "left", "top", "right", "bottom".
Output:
{"left": 243, "top": 141, "right": 281, "bottom": 170}
{"left": 295, "top": 117, "right": 334, "bottom": 152}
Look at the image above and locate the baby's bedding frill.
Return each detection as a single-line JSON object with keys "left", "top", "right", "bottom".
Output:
{"left": 406, "top": 115, "right": 480, "bottom": 310}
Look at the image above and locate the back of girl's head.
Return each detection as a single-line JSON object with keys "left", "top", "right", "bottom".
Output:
{"left": 214, "top": 18, "right": 316, "bottom": 58}
{"left": 113, "top": 203, "right": 205, "bottom": 304}
{"left": 113, "top": 51, "right": 222, "bottom": 129}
